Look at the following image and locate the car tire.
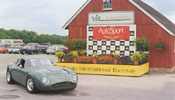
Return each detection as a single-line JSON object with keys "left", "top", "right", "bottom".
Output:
{"left": 26, "top": 76, "right": 38, "bottom": 94}
{"left": 6, "top": 70, "right": 15, "bottom": 84}
{"left": 22, "top": 51, "right": 25, "bottom": 55}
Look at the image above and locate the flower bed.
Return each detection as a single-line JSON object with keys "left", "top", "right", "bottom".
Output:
{"left": 57, "top": 63, "right": 149, "bottom": 76}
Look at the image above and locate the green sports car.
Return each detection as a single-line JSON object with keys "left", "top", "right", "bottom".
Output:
{"left": 6, "top": 56, "right": 78, "bottom": 93}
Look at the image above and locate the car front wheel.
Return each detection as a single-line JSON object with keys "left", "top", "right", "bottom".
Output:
{"left": 26, "top": 76, "right": 38, "bottom": 93}
{"left": 6, "top": 70, "right": 15, "bottom": 84}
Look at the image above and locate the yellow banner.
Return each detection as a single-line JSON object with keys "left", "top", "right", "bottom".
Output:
{"left": 57, "top": 63, "right": 149, "bottom": 76}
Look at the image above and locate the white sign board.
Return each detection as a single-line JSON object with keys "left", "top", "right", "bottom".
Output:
{"left": 88, "top": 11, "right": 135, "bottom": 25}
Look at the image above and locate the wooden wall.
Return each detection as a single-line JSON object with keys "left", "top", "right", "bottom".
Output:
{"left": 68, "top": 0, "right": 175, "bottom": 68}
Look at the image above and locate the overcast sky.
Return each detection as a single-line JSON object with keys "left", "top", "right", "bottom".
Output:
{"left": 0, "top": 0, "right": 175, "bottom": 36}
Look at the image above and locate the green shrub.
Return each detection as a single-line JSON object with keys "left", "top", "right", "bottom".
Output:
{"left": 70, "top": 39, "right": 86, "bottom": 51}
{"left": 80, "top": 50, "right": 86, "bottom": 55}
{"left": 112, "top": 51, "right": 119, "bottom": 59}
{"left": 69, "top": 51, "right": 79, "bottom": 58}
{"left": 132, "top": 52, "right": 142, "bottom": 62}
{"left": 55, "top": 52, "right": 64, "bottom": 58}
{"left": 141, "top": 53, "right": 148, "bottom": 63}
{"left": 135, "top": 38, "right": 149, "bottom": 51}
{"left": 92, "top": 52, "right": 98, "bottom": 58}
{"left": 154, "top": 42, "right": 167, "bottom": 49}
{"left": 99, "top": 58, "right": 110, "bottom": 64}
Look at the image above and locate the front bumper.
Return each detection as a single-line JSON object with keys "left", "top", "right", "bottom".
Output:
{"left": 36, "top": 81, "right": 77, "bottom": 91}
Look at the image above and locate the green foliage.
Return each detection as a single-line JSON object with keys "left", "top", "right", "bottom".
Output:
{"left": 154, "top": 42, "right": 167, "bottom": 49}
{"left": 0, "top": 28, "right": 68, "bottom": 44}
{"left": 80, "top": 50, "right": 86, "bottom": 55}
{"left": 99, "top": 58, "right": 110, "bottom": 64}
{"left": 135, "top": 38, "right": 149, "bottom": 51}
{"left": 70, "top": 40, "right": 86, "bottom": 51}
{"left": 112, "top": 51, "right": 119, "bottom": 59}
{"left": 92, "top": 52, "right": 98, "bottom": 58}
{"left": 63, "top": 54, "right": 73, "bottom": 63}
{"left": 141, "top": 53, "right": 148, "bottom": 63}
{"left": 118, "top": 56, "right": 131, "bottom": 65}
{"left": 132, "top": 52, "right": 142, "bottom": 62}
{"left": 69, "top": 51, "right": 79, "bottom": 58}
{"left": 55, "top": 52, "right": 64, "bottom": 58}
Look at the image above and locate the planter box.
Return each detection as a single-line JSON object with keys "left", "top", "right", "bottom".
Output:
{"left": 57, "top": 63, "right": 149, "bottom": 77}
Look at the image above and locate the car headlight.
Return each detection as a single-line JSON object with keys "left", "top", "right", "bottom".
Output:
{"left": 41, "top": 77, "right": 50, "bottom": 85}
{"left": 72, "top": 75, "right": 77, "bottom": 81}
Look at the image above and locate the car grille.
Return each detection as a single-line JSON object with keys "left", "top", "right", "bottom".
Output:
{"left": 49, "top": 82, "right": 74, "bottom": 89}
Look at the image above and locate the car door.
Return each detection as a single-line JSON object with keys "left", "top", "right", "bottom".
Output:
{"left": 17, "top": 59, "right": 29, "bottom": 86}
{"left": 11, "top": 59, "right": 22, "bottom": 83}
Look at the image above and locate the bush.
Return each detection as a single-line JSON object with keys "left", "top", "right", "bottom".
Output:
{"left": 118, "top": 56, "right": 131, "bottom": 64}
{"left": 112, "top": 51, "right": 119, "bottom": 59}
{"left": 80, "top": 50, "right": 86, "bottom": 55}
{"left": 135, "top": 38, "right": 149, "bottom": 51}
{"left": 92, "top": 52, "right": 98, "bottom": 58}
{"left": 99, "top": 58, "right": 110, "bottom": 64}
{"left": 154, "top": 42, "right": 167, "bottom": 49}
{"left": 69, "top": 51, "right": 79, "bottom": 58}
{"left": 141, "top": 53, "right": 148, "bottom": 63}
{"left": 55, "top": 52, "right": 64, "bottom": 58}
{"left": 70, "top": 39, "right": 86, "bottom": 51}
{"left": 132, "top": 52, "right": 142, "bottom": 62}
{"left": 63, "top": 54, "right": 73, "bottom": 63}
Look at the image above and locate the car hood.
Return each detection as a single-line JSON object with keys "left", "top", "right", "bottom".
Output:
{"left": 31, "top": 66, "right": 69, "bottom": 74}
{"left": 30, "top": 66, "right": 77, "bottom": 85}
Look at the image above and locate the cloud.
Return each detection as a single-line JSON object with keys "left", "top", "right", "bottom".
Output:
{"left": 0, "top": 0, "right": 174, "bottom": 36}
{"left": 0, "top": 0, "right": 86, "bottom": 35}
{"left": 143, "top": 0, "right": 175, "bottom": 24}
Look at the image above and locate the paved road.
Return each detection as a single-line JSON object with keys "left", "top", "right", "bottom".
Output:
{"left": 0, "top": 54, "right": 175, "bottom": 100}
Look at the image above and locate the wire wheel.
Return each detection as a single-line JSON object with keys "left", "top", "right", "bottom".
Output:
{"left": 6, "top": 70, "right": 15, "bottom": 84}
{"left": 26, "top": 76, "right": 38, "bottom": 93}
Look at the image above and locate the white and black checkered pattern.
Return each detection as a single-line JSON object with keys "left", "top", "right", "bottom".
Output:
{"left": 86, "top": 25, "right": 136, "bottom": 56}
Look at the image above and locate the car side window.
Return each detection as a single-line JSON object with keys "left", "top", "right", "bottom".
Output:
{"left": 16, "top": 59, "right": 21, "bottom": 66}
{"left": 20, "top": 59, "right": 25, "bottom": 68}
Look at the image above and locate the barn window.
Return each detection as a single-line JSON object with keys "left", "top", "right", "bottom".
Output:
{"left": 103, "top": 0, "right": 112, "bottom": 10}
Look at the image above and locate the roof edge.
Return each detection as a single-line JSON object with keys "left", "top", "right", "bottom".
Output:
{"left": 129, "top": 0, "right": 174, "bottom": 36}
{"left": 62, "top": 0, "right": 91, "bottom": 29}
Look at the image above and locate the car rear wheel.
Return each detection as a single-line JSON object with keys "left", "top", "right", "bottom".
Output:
{"left": 6, "top": 70, "right": 15, "bottom": 84}
{"left": 26, "top": 76, "right": 38, "bottom": 93}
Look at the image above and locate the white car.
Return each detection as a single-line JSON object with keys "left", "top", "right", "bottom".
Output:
{"left": 9, "top": 46, "right": 22, "bottom": 54}
{"left": 46, "top": 46, "right": 67, "bottom": 55}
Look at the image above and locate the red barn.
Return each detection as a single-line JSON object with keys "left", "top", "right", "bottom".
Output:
{"left": 63, "top": 0, "right": 175, "bottom": 71}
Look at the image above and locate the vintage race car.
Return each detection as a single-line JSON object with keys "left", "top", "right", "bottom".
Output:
{"left": 6, "top": 56, "right": 78, "bottom": 93}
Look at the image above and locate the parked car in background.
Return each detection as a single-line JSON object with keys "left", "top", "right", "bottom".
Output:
{"left": 0, "top": 43, "right": 9, "bottom": 53}
{"left": 20, "top": 46, "right": 39, "bottom": 55}
{"left": 9, "top": 46, "right": 23, "bottom": 54}
{"left": 0, "top": 47, "right": 8, "bottom": 53}
{"left": 38, "top": 43, "right": 51, "bottom": 53}
{"left": 26, "top": 43, "right": 40, "bottom": 48}
{"left": 46, "top": 45, "right": 68, "bottom": 55}
{"left": 6, "top": 56, "right": 77, "bottom": 93}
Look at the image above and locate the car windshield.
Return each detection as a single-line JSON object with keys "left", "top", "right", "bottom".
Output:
{"left": 25, "top": 58, "right": 53, "bottom": 68}
{"left": 48, "top": 46, "right": 56, "bottom": 50}
{"left": 23, "top": 46, "right": 31, "bottom": 49}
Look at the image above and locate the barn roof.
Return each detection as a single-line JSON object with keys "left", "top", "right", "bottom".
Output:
{"left": 63, "top": 0, "right": 175, "bottom": 36}
{"left": 130, "top": 0, "right": 175, "bottom": 35}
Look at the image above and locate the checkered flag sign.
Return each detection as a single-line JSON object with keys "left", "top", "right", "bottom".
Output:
{"left": 87, "top": 25, "right": 136, "bottom": 56}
